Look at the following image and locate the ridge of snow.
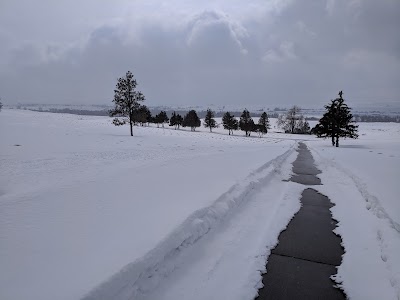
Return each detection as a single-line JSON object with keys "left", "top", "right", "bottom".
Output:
{"left": 82, "top": 145, "right": 297, "bottom": 300}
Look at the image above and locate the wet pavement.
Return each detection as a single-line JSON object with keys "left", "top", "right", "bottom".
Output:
{"left": 256, "top": 142, "right": 346, "bottom": 300}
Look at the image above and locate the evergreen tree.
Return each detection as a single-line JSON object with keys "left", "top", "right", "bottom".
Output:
{"left": 134, "top": 105, "right": 151, "bottom": 126}
{"left": 222, "top": 112, "right": 238, "bottom": 135}
{"left": 183, "top": 110, "right": 201, "bottom": 131}
{"left": 257, "top": 112, "right": 270, "bottom": 137}
{"left": 175, "top": 113, "right": 183, "bottom": 129}
{"left": 0, "top": 98, "right": 3, "bottom": 112}
{"left": 169, "top": 112, "right": 183, "bottom": 129}
{"left": 204, "top": 108, "right": 217, "bottom": 132}
{"left": 155, "top": 111, "right": 169, "bottom": 128}
{"left": 109, "top": 71, "right": 145, "bottom": 136}
{"left": 145, "top": 107, "right": 152, "bottom": 126}
{"left": 169, "top": 111, "right": 177, "bottom": 127}
{"left": 313, "top": 91, "right": 358, "bottom": 147}
{"left": 239, "top": 109, "right": 255, "bottom": 136}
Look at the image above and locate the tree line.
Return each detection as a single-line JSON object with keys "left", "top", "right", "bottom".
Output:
{"left": 109, "top": 71, "right": 359, "bottom": 146}
{"left": 109, "top": 71, "right": 273, "bottom": 137}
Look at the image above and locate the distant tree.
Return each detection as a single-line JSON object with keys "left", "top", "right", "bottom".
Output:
{"left": 153, "top": 114, "right": 160, "bottom": 127}
{"left": 169, "top": 111, "right": 183, "bottom": 129}
{"left": 204, "top": 108, "right": 217, "bottom": 132}
{"left": 0, "top": 98, "right": 3, "bottom": 112}
{"left": 169, "top": 111, "right": 177, "bottom": 128}
{"left": 296, "top": 118, "right": 310, "bottom": 134}
{"left": 222, "top": 112, "right": 238, "bottom": 135}
{"left": 155, "top": 111, "right": 169, "bottom": 128}
{"left": 175, "top": 113, "right": 183, "bottom": 129}
{"left": 277, "top": 105, "right": 308, "bottom": 134}
{"left": 134, "top": 105, "right": 151, "bottom": 126}
{"left": 183, "top": 110, "right": 201, "bottom": 131}
{"left": 109, "top": 71, "right": 145, "bottom": 136}
{"left": 257, "top": 112, "right": 270, "bottom": 137}
{"left": 239, "top": 109, "right": 255, "bottom": 136}
{"left": 144, "top": 106, "right": 153, "bottom": 126}
{"left": 312, "top": 91, "right": 358, "bottom": 147}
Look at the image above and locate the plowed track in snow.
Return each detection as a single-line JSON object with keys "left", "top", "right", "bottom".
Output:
{"left": 83, "top": 145, "right": 304, "bottom": 300}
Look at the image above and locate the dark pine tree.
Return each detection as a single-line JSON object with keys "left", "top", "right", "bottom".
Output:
{"left": 222, "top": 112, "right": 238, "bottom": 135}
{"left": 134, "top": 105, "right": 151, "bottom": 126}
{"left": 169, "top": 111, "right": 177, "bottom": 128}
{"left": 154, "top": 111, "right": 168, "bottom": 128}
{"left": 204, "top": 108, "right": 217, "bottom": 132}
{"left": 145, "top": 106, "right": 152, "bottom": 126}
{"left": 313, "top": 91, "right": 358, "bottom": 147}
{"left": 109, "top": 71, "right": 145, "bottom": 136}
{"left": 175, "top": 114, "right": 183, "bottom": 129}
{"left": 158, "top": 111, "right": 169, "bottom": 128}
{"left": 239, "top": 109, "right": 255, "bottom": 136}
{"left": 169, "top": 112, "right": 183, "bottom": 129}
{"left": 257, "top": 112, "right": 270, "bottom": 137}
{"left": 183, "top": 110, "right": 201, "bottom": 131}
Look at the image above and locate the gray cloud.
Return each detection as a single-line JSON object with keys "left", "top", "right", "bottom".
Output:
{"left": 0, "top": 0, "right": 398, "bottom": 107}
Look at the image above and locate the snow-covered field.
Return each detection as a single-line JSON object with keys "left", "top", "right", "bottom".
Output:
{"left": 0, "top": 109, "right": 399, "bottom": 300}
{"left": 310, "top": 123, "right": 400, "bottom": 300}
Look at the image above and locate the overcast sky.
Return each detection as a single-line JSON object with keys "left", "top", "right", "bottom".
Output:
{"left": 0, "top": 0, "right": 399, "bottom": 107}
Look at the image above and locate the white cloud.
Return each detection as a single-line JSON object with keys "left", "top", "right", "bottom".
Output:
{"left": 262, "top": 41, "right": 296, "bottom": 63}
{"left": 186, "top": 11, "right": 249, "bottom": 55}
{"left": 0, "top": 0, "right": 398, "bottom": 106}
{"left": 325, "top": 0, "right": 336, "bottom": 16}
{"left": 295, "top": 21, "right": 316, "bottom": 38}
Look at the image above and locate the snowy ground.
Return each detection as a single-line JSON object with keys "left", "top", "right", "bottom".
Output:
{"left": 309, "top": 123, "right": 400, "bottom": 300}
{"left": 0, "top": 109, "right": 399, "bottom": 300}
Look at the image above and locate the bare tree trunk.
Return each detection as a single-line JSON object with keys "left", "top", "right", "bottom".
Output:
{"left": 130, "top": 121, "right": 133, "bottom": 136}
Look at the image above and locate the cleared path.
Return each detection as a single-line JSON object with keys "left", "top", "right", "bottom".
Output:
{"left": 256, "top": 143, "right": 346, "bottom": 299}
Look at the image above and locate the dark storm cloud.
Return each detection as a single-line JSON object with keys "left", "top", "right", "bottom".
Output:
{"left": 0, "top": 0, "right": 398, "bottom": 106}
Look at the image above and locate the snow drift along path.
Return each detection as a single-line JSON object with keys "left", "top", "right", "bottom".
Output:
{"left": 310, "top": 144, "right": 400, "bottom": 300}
{"left": 83, "top": 145, "right": 302, "bottom": 300}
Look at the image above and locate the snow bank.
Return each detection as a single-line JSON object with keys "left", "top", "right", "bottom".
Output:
{"left": 309, "top": 124, "right": 400, "bottom": 300}
{"left": 83, "top": 145, "right": 297, "bottom": 299}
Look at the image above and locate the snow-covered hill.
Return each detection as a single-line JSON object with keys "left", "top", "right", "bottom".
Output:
{"left": 0, "top": 109, "right": 399, "bottom": 300}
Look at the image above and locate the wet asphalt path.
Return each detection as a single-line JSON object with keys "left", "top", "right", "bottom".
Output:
{"left": 256, "top": 143, "right": 346, "bottom": 300}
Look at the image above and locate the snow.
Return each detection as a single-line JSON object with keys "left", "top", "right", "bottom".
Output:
{"left": 0, "top": 109, "right": 295, "bottom": 300}
{"left": 1, "top": 109, "right": 399, "bottom": 300}
{"left": 308, "top": 122, "right": 400, "bottom": 300}
{"left": 83, "top": 146, "right": 302, "bottom": 300}
{"left": 309, "top": 123, "right": 400, "bottom": 225}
